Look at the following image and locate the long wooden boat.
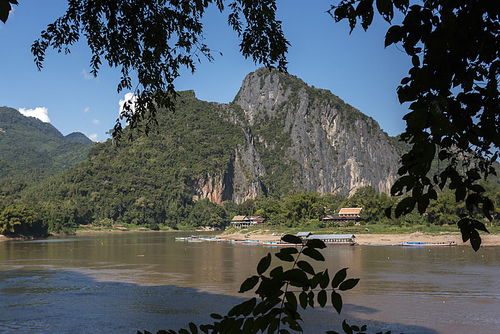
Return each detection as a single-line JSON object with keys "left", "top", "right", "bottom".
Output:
{"left": 262, "top": 241, "right": 299, "bottom": 247}
{"left": 401, "top": 241, "right": 456, "bottom": 246}
{"left": 305, "top": 234, "right": 356, "bottom": 246}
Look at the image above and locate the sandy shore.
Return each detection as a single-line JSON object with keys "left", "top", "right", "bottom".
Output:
{"left": 2, "top": 229, "right": 499, "bottom": 246}
{"left": 219, "top": 230, "right": 500, "bottom": 246}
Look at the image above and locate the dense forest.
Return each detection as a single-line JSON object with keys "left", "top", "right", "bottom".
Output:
{"left": 2, "top": 88, "right": 500, "bottom": 237}
{"left": 0, "top": 107, "right": 93, "bottom": 183}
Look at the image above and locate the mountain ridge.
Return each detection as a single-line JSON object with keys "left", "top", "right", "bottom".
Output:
{"left": 188, "top": 68, "right": 401, "bottom": 203}
{"left": 0, "top": 106, "right": 93, "bottom": 182}
{"left": 10, "top": 69, "right": 404, "bottom": 230}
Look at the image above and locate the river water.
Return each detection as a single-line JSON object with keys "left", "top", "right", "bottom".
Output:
{"left": 0, "top": 232, "right": 499, "bottom": 333}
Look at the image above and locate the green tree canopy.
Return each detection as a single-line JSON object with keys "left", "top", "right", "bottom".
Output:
{"left": 30, "top": 0, "right": 289, "bottom": 140}
{"left": 330, "top": 0, "right": 500, "bottom": 250}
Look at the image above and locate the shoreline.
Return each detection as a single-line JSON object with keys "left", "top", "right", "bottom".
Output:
{"left": 2, "top": 229, "right": 500, "bottom": 246}
{"left": 218, "top": 230, "right": 500, "bottom": 246}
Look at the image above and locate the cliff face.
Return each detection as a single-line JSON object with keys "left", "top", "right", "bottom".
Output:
{"left": 190, "top": 68, "right": 400, "bottom": 203}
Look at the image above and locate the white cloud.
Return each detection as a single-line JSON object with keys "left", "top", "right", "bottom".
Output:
{"left": 84, "top": 107, "right": 90, "bottom": 113}
{"left": 119, "top": 92, "right": 138, "bottom": 116}
{"left": 92, "top": 119, "right": 100, "bottom": 125}
{"left": 18, "top": 107, "right": 51, "bottom": 123}
{"left": 81, "top": 69, "right": 94, "bottom": 80}
{"left": 89, "top": 133, "right": 99, "bottom": 142}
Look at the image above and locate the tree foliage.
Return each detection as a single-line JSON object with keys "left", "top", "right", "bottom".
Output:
{"left": 329, "top": 0, "right": 500, "bottom": 250}
{"left": 31, "top": 0, "right": 289, "bottom": 140}
{"left": 0, "top": 107, "right": 93, "bottom": 183}
{"left": 0, "top": 202, "right": 44, "bottom": 236}
{"left": 0, "top": 0, "right": 17, "bottom": 23}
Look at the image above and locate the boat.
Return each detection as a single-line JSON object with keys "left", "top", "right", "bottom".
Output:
{"left": 305, "top": 234, "right": 356, "bottom": 246}
{"left": 401, "top": 241, "right": 456, "bottom": 246}
{"left": 262, "top": 241, "right": 299, "bottom": 247}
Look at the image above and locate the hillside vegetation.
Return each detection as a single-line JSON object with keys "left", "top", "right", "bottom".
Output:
{"left": 0, "top": 107, "right": 93, "bottom": 183}
{"left": 1, "top": 71, "right": 500, "bottom": 237}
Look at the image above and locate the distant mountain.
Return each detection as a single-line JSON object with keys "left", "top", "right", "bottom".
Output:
{"left": 65, "top": 132, "right": 93, "bottom": 145}
{"left": 0, "top": 106, "right": 94, "bottom": 183}
{"left": 16, "top": 68, "right": 404, "bottom": 230}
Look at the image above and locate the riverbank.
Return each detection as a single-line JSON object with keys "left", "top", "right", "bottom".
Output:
{"left": 219, "top": 230, "right": 500, "bottom": 246}
{"left": 2, "top": 228, "right": 500, "bottom": 246}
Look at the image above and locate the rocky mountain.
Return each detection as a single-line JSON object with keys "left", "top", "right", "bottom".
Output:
{"left": 17, "top": 68, "right": 402, "bottom": 211}
{"left": 191, "top": 68, "right": 401, "bottom": 203}
{"left": 11, "top": 69, "right": 403, "bottom": 230}
{"left": 0, "top": 106, "right": 93, "bottom": 183}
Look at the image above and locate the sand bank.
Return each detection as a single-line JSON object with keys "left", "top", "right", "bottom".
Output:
{"left": 2, "top": 229, "right": 499, "bottom": 246}
{"left": 219, "top": 230, "right": 500, "bottom": 246}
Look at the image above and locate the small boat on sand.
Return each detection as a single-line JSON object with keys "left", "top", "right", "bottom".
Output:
{"left": 401, "top": 241, "right": 456, "bottom": 246}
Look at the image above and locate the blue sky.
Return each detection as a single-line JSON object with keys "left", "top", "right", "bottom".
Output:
{"left": 0, "top": 1, "right": 411, "bottom": 142}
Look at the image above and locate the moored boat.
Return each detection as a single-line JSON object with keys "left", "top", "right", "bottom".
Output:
{"left": 401, "top": 241, "right": 456, "bottom": 246}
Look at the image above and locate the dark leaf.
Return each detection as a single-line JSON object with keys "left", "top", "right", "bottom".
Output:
{"left": 239, "top": 275, "right": 259, "bottom": 293}
{"left": 257, "top": 253, "right": 272, "bottom": 275}
{"left": 458, "top": 218, "right": 471, "bottom": 242}
{"left": 411, "top": 55, "right": 420, "bottom": 67}
{"left": 210, "top": 313, "right": 223, "bottom": 320}
{"left": 285, "top": 291, "right": 298, "bottom": 310}
{"left": 320, "top": 269, "right": 330, "bottom": 289}
{"left": 282, "top": 268, "right": 310, "bottom": 287}
{"left": 308, "top": 291, "right": 315, "bottom": 308}
{"left": 385, "top": 25, "right": 402, "bottom": 47}
{"left": 394, "top": 196, "right": 416, "bottom": 217}
{"left": 242, "top": 318, "right": 254, "bottom": 333}
{"left": 302, "top": 247, "right": 325, "bottom": 261}
{"left": 331, "top": 268, "right": 348, "bottom": 289}
{"left": 318, "top": 289, "right": 327, "bottom": 307}
{"left": 331, "top": 290, "right": 342, "bottom": 314}
{"left": 376, "top": 0, "right": 394, "bottom": 22}
{"left": 342, "top": 320, "right": 353, "bottom": 334}
{"left": 242, "top": 298, "right": 257, "bottom": 317}
{"left": 305, "top": 238, "right": 326, "bottom": 249}
{"left": 309, "top": 272, "right": 322, "bottom": 289}
{"left": 339, "top": 278, "right": 360, "bottom": 291}
{"left": 472, "top": 220, "right": 489, "bottom": 233}
{"left": 188, "top": 322, "right": 198, "bottom": 334}
{"left": 270, "top": 266, "right": 284, "bottom": 278}
{"left": 456, "top": 186, "right": 467, "bottom": 202}
{"left": 279, "top": 247, "right": 299, "bottom": 255}
{"left": 282, "top": 234, "right": 302, "bottom": 244}
{"left": 299, "top": 291, "right": 308, "bottom": 309}
{"left": 0, "top": 2, "right": 10, "bottom": 24}
{"left": 281, "top": 317, "right": 302, "bottom": 331}
{"left": 384, "top": 206, "right": 392, "bottom": 219}
{"left": 275, "top": 251, "right": 295, "bottom": 262}
{"left": 470, "top": 229, "right": 481, "bottom": 252}
{"left": 482, "top": 197, "right": 494, "bottom": 221}
{"left": 297, "top": 260, "right": 315, "bottom": 275}
{"left": 465, "top": 193, "right": 480, "bottom": 212}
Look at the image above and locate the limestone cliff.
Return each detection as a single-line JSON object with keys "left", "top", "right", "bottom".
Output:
{"left": 189, "top": 68, "right": 400, "bottom": 203}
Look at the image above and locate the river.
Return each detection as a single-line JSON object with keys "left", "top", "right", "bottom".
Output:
{"left": 1, "top": 232, "right": 499, "bottom": 333}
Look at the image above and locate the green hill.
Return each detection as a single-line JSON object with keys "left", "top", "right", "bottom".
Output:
{"left": 0, "top": 106, "right": 93, "bottom": 183}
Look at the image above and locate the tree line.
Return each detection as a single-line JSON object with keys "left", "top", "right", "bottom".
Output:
{"left": 3, "top": 181, "right": 500, "bottom": 237}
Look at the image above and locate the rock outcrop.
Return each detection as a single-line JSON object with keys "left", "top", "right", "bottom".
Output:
{"left": 189, "top": 68, "right": 400, "bottom": 203}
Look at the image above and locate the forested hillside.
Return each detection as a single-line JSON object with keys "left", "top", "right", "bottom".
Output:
{"left": 2, "top": 70, "right": 499, "bottom": 236}
{"left": 0, "top": 107, "right": 93, "bottom": 183}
